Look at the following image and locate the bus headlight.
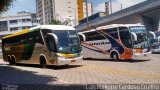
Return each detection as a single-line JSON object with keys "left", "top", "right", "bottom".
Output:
{"left": 56, "top": 53, "right": 64, "bottom": 58}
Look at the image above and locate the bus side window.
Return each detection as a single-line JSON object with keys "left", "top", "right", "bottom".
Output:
{"left": 102, "top": 28, "right": 118, "bottom": 39}
{"left": 84, "top": 31, "right": 105, "bottom": 41}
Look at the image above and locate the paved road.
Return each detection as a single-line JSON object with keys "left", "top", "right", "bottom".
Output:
{"left": 0, "top": 54, "right": 160, "bottom": 89}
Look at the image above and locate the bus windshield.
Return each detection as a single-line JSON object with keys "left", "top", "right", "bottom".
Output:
{"left": 53, "top": 30, "right": 81, "bottom": 54}
{"left": 130, "top": 27, "right": 149, "bottom": 49}
{"left": 155, "top": 31, "right": 160, "bottom": 37}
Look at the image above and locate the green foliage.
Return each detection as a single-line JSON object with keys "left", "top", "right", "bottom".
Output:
{"left": 50, "top": 19, "right": 72, "bottom": 25}
{"left": 50, "top": 19, "right": 62, "bottom": 25}
{"left": 0, "top": 0, "right": 15, "bottom": 14}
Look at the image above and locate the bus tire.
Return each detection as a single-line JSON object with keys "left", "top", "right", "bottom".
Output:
{"left": 112, "top": 52, "right": 119, "bottom": 61}
{"left": 8, "top": 56, "right": 12, "bottom": 65}
{"left": 9, "top": 56, "right": 16, "bottom": 65}
{"left": 40, "top": 56, "right": 47, "bottom": 68}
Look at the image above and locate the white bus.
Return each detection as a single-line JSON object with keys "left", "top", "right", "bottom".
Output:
{"left": 78, "top": 24, "right": 151, "bottom": 60}
{"left": 149, "top": 31, "right": 160, "bottom": 53}
{"left": 2, "top": 25, "right": 83, "bottom": 67}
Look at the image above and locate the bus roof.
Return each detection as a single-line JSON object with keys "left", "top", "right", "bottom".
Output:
{"left": 3, "top": 25, "right": 75, "bottom": 39}
{"left": 96, "top": 24, "right": 144, "bottom": 30}
{"left": 79, "top": 24, "right": 144, "bottom": 34}
{"left": 30, "top": 25, "right": 75, "bottom": 31}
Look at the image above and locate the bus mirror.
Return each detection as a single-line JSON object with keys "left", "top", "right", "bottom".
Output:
{"left": 47, "top": 33, "right": 58, "bottom": 44}
{"left": 131, "top": 32, "right": 137, "bottom": 41}
{"left": 149, "top": 31, "right": 156, "bottom": 39}
{"left": 78, "top": 34, "right": 86, "bottom": 42}
{"left": 158, "top": 36, "right": 160, "bottom": 42}
{"left": 46, "top": 34, "right": 57, "bottom": 52}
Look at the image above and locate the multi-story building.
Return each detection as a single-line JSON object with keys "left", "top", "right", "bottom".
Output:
{"left": 0, "top": 11, "right": 40, "bottom": 55}
{"left": 0, "top": 11, "right": 40, "bottom": 33}
{"left": 105, "top": 2, "right": 110, "bottom": 15}
{"left": 83, "top": 2, "right": 93, "bottom": 19}
{"left": 36, "top": 0, "right": 93, "bottom": 25}
{"left": 36, "top": 0, "right": 54, "bottom": 25}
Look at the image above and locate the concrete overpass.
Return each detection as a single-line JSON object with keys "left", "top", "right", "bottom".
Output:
{"left": 75, "top": 0, "right": 160, "bottom": 31}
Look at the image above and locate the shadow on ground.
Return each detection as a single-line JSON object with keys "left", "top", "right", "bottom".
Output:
{"left": 0, "top": 66, "right": 57, "bottom": 84}
{"left": 0, "top": 84, "right": 89, "bottom": 90}
{"left": 152, "top": 52, "right": 160, "bottom": 54}
{"left": 84, "top": 58, "right": 150, "bottom": 63}
{"left": 48, "top": 65, "right": 83, "bottom": 70}
{"left": 0, "top": 66, "right": 90, "bottom": 90}
{"left": 15, "top": 63, "right": 82, "bottom": 70}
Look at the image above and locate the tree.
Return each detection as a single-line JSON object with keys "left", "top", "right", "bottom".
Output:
{"left": 62, "top": 18, "right": 72, "bottom": 25}
{"left": 50, "top": 19, "right": 62, "bottom": 25}
{"left": 50, "top": 19, "right": 72, "bottom": 26}
{"left": 0, "top": 0, "right": 15, "bottom": 15}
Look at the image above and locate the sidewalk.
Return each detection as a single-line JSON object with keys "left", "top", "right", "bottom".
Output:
{"left": 0, "top": 59, "right": 8, "bottom": 64}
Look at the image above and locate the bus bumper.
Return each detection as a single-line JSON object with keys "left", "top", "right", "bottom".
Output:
{"left": 152, "top": 48, "right": 160, "bottom": 53}
{"left": 133, "top": 51, "right": 152, "bottom": 58}
{"left": 57, "top": 55, "right": 83, "bottom": 65}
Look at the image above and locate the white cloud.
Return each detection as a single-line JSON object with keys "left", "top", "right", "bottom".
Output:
{"left": 95, "top": 3, "right": 105, "bottom": 12}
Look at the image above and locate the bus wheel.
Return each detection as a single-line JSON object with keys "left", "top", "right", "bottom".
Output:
{"left": 112, "top": 52, "right": 119, "bottom": 61}
{"left": 8, "top": 56, "right": 12, "bottom": 65}
{"left": 9, "top": 56, "right": 16, "bottom": 65}
{"left": 40, "top": 56, "right": 47, "bottom": 68}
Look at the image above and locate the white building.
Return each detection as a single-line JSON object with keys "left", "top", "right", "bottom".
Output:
{"left": 0, "top": 11, "right": 40, "bottom": 55}
{"left": 36, "top": 0, "right": 53, "bottom": 25}
{"left": 54, "top": 0, "right": 78, "bottom": 26}
{"left": 83, "top": 2, "right": 93, "bottom": 18}
{"left": 0, "top": 11, "right": 40, "bottom": 33}
{"left": 36, "top": 0, "right": 93, "bottom": 25}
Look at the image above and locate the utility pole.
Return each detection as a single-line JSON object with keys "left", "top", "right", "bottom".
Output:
{"left": 73, "top": 8, "right": 77, "bottom": 26}
{"left": 85, "top": 0, "right": 89, "bottom": 30}
{"left": 121, "top": 3, "right": 123, "bottom": 10}
{"left": 7, "top": 11, "right": 10, "bottom": 31}
{"left": 109, "top": 0, "right": 112, "bottom": 14}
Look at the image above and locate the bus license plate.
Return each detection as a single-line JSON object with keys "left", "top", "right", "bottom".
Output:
{"left": 71, "top": 60, "right": 75, "bottom": 63}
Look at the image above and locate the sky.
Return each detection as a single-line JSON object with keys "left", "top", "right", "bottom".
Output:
{"left": 93, "top": 0, "right": 146, "bottom": 13}
{"left": 2, "top": 0, "right": 146, "bottom": 16}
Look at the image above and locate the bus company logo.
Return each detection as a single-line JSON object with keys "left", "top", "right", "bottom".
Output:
{"left": 2, "top": 84, "right": 18, "bottom": 90}
{"left": 90, "top": 42, "right": 111, "bottom": 45}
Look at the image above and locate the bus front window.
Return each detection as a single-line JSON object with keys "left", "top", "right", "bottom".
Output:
{"left": 53, "top": 30, "right": 81, "bottom": 54}
{"left": 130, "top": 27, "right": 149, "bottom": 49}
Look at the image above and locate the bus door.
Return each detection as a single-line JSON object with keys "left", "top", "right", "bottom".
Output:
{"left": 44, "top": 33, "right": 57, "bottom": 62}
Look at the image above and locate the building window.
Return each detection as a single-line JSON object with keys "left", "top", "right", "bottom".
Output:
{"left": 18, "top": 19, "right": 22, "bottom": 22}
{"left": 26, "top": 19, "right": 31, "bottom": 22}
{"left": 22, "top": 27, "right": 26, "bottom": 29}
{"left": 22, "top": 19, "right": 26, "bottom": 22}
{"left": 22, "top": 19, "right": 31, "bottom": 23}
{"left": 10, "top": 20, "right": 18, "bottom": 24}
{"left": 27, "top": 26, "right": 31, "bottom": 29}
{"left": 10, "top": 27, "right": 18, "bottom": 31}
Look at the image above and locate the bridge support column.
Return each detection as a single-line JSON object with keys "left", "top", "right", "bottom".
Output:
{"left": 142, "top": 16, "right": 160, "bottom": 31}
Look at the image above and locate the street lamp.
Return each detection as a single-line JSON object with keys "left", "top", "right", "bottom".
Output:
{"left": 85, "top": 0, "right": 89, "bottom": 30}
{"left": 121, "top": 3, "right": 123, "bottom": 10}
